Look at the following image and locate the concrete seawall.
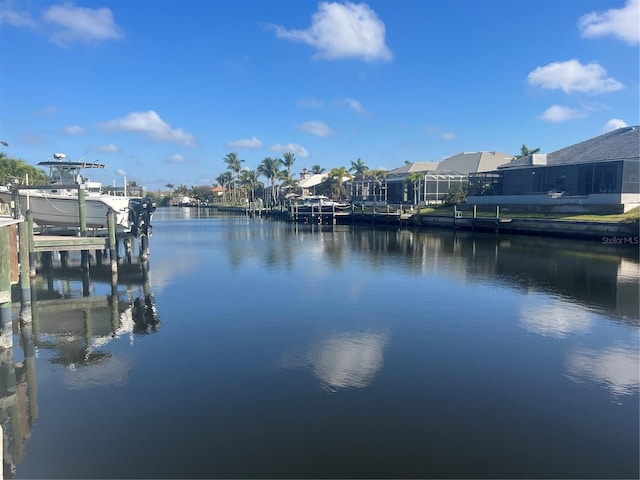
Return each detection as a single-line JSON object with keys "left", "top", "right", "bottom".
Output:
{"left": 418, "top": 215, "right": 639, "bottom": 241}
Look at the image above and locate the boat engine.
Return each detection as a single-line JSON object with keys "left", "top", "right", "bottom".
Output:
{"left": 128, "top": 197, "right": 156, "bottom": 236}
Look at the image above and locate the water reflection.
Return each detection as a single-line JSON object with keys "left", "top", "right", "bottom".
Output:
{"left": 519, "top": 300, "right": 594, "bottom": 338}
{"left": 184, "top": 215, "right": 639, "bottom": 322}
{"left": 2, "top": 257, "right": 160, "bottom": 477}
{"left": 282, "top": 331, "right": 389, "bottom": 392}
{"left": 566, "top": 345, "right": 640, "bottom": 398}
{"left": 0, "top": 341, "right": 35, "bottom": 478}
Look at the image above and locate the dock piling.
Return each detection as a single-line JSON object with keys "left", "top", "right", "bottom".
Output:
{"left": 0, "top": 225, "right": 12, "bottom": 349}
{"left": 107, "top": 209, "right": 118, "bottom": 275}
{"left": 18, "top": 221, "right": 31, "bottom": 311}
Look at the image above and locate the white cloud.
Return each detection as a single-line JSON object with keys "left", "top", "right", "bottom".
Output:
{"left": 298, "top": 97, "right": 324, "bottom": 108}
{"left": 540, "top": 105, "right": 588, "bottom": 123}
{"left": 225, "top": 136, "right": 263, "bottom": 149}
{"left": 441, "top": 131, "right": 456, "bottom": 140}
{"left": 603, "top": 118, "right": 628, "bottom": 132}
{"left": 298, "top": 120, "right": 332, "bottom": 137}
{"left": 0, "top": 4, "right": 36, "bottom": 27}
{"left": 116, "top": 168, "right": 127, "bottom": 177}
{"left": 167, "top": 154, "right": 187, "bottom": 163}
{"left": 579, "top": 0, "right": 640, "bottom": 45}
{"left": 94, "top": 143, "right": 119, "bottom": 153}
{"left": 98, "top": 110, "right": 196, "bottom": 147}
{"left": 270, "top": 143, "right": 309, "bottom": 157}
{"left": 63, "top": 124, "right": 86, "bottom": 135}
{"left": 527, "top": 59, "right": 624, "bottom": 94}
{"left": 35, "top": 105, "right": 58, "bottom": 116}
{"left": 270, "top": 1, "right": 393, "bottom": 62}
{"left": 43, "top": 3, "right": 123, "bottom": 46}
{"left": 340, "top": 97, "right": 368, "bottom": 114}
{"left": 425, "top": 126, "right": 456, "bottom": 140}
{"left": 20, "top": 132, "right": 49, "bottom": 144}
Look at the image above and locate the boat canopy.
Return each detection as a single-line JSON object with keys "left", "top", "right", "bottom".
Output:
{"left": 37, "top": 161, "right": 106, "bottom": 169}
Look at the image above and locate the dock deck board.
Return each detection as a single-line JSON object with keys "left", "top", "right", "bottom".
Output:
{"left": 33, "top": 235, "right": 108, "bottom": 252}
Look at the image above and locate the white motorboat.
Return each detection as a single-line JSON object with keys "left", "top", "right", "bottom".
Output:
{"left": 0, "top": 153, "right": 155, "bottom": 233}
{"left": 293, "top": 195, "right": 350, "bottom": 213}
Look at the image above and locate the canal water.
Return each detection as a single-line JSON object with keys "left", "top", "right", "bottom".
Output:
{"left": 4, "top": 207, "right": 639, "bottom": 479}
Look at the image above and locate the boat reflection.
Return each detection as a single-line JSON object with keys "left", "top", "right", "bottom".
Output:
{"left": 1, "top": 260, "right": 159, "bottom": 477}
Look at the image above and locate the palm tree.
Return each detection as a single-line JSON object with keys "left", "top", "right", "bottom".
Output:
{"left": 311, "top": 164, "right": 325, "bottom": 174}
{"left": 215, "top": 171, "right": 233, "bottom": 203}
{"left": 239, "top": 169, "right": 262, "bottom": 203}
{"left": 367, "top": 169, "right": 387, "bottom": 203}
{"left": 258, "top": 156, "right": 281, "bottom": 205}
{"left": 514, "top": 145, "right": 541, "bottom": 160}
{"left": 349, "top": 158, "right": 368, "bottom": 180}
{"left": 280, "top": 152, "right": 296, "bottom": 178}
{"left": 0, "top": 154, "right": 47, "bottom": 185}
{"left": 349, "top": 158, "right": 369, "bottom": 200}
{"left": 326, "top": 166, "right": 352, "bottom": 200}
{"left": 280, "top": 174, "right": 299, "bottom": 198}
{"left": 223, "top": 152, "right": 245, "bottom": 203}
{"left": 408, "top": 171, "right": 423, "bottom": 205}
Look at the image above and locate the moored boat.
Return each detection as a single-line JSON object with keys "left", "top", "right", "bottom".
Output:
{"left": 0, "top": 153, "right": 155, "bottom": 233}
{"left": 293, "top": 195, "right": 350, "bottom": 213}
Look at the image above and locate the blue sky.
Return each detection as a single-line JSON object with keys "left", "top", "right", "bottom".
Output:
{"left": 0, "top": 0, "right": 638, "bottom": 191}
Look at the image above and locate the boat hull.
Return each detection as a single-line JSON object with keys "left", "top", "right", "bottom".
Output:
{"left": 0, "top": 190, "right": 131, "bottom": 229}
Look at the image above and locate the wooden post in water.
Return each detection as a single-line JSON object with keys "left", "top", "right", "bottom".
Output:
{"left": 453, "top": 205, "right": 457, "bottom": 229}
{"left": 124, "top": 238, "right": 132, "bottom": 264}
{"left": 472, "top": 205, "right": 477, "bottom": 232}
{"left": 18, "top": 221, "right": 31, "bottom": 312}
{"left": 495, "top": 205, "right": 500, "bottom": 234}
{"left": 140, "top": 234, "right": 149, "bottom": 261}
{"left": 60, "top": 251, "right": 69, "bottom": 268}
{"left": 26, "top": 210, "right": 36, "bottom": 276}
{"left": 0, "top": 225, "right": 13, "bottom": 349}
{"left": 107, "top": 209, "right": 118, "bottom": 275}
{"left": 78, "top": 186, "right": 90, "bottom": 271}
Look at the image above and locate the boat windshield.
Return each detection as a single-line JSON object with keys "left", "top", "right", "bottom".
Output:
{"left": 49, "top": 166, "right": 82, "bottom": 185}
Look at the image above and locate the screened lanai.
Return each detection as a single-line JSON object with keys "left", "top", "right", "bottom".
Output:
{"left": 350, "top": 170, "right": 467, "bottom": 205}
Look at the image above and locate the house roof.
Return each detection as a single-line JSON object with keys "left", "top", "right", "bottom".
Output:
{"left": 387, "top": 162, "right": 439, "bottom": 176}
{"left": 298, "top": 173, "right": 328, "bottom": 188}
{"left": 437, "top": 151, "right": 512, "bottom": 174}
{"left": 546, "top": 125, "right": 639, "bottom": 165}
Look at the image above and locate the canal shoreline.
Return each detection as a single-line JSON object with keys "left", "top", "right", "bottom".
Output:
{"left": 208, "top": 204, "right": 640, "bottom": 243}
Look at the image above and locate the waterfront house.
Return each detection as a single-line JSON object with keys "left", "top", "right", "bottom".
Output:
{"left": 298, "top": 173, "right": 328, "bottom": 197}
{"left": 382, "top": 162, "right": 466, "bottom": 205}
{"left": 350, "top": 152, "right": 508, "bottom": 205}
{"left": 467, "top": 126, "right": 640, "bottom": 213}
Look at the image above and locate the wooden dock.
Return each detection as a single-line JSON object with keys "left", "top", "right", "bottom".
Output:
{"left": 1, "top": 205, "right": 150, "bottom": 351}
{"left": 33, "top": 235, "right": 108, "bottom": 252}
